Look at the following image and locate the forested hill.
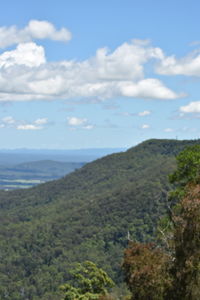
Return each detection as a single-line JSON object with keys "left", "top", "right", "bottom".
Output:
{"left": 1, "top": 138, "right": 200, "bottom": 300}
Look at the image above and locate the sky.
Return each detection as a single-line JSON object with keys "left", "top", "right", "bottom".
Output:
{"left": 0, "top": 0, "right": 200, "bottom": 149}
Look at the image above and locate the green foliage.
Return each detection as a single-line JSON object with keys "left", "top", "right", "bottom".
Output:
{"left": 166, "top": 146, "right": 200, "bottom": 299}
{"left": 123, "top": 144, "right": 200, "bottom": 300}
{"left": 0, "top": 139, "right": 200, "bottom": 298}
{"left": 169, "top": 145, "right": 200, "bottom": 188}
{"left": 60, "top": 261, "right": 114, "bottom": 300}
{"left": 167, "top": 144, "right": 200, "bottom": 298}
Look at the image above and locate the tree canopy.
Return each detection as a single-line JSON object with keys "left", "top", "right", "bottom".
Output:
{"left": 60, "top": 261, "right": 114, "bottom": 300}
{"left": 169, "top": 145, "right": 200, "bottom": 186}
{"left": 122, "top": 242, "right": 171, "bottom": 300}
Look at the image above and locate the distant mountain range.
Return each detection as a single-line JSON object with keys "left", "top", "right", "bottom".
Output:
{"left": 0, "top": 148, "right": 126, "bottom": 164}
{"left": 0, "top": 160, "right": 85, "bottom": 190}
{"left": 0, "top": 147, "right": 126, "bottom": 190}
{"left": 0, "top": 139, "right": 199, "bottom": 299}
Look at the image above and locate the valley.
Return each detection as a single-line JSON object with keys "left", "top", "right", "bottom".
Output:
{"left": 0, "top": 160, "right": 85, "bottom": 190}
{"left": 0, "top": 148, "right": 123, "bottom": 190}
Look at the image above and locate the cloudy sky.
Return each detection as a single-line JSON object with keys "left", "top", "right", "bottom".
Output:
{"left": 0, "top": 0, "right": 200, "bottom": 149}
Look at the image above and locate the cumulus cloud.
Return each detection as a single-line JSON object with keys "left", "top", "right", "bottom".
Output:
{"left": 67, "top": 117, "right": 94, "bottom": 130}
{"left": 94, "top": 41, "right": 164, "bottom": 81}
{"left": 156, "top": 51, "right": 200, "bottom": 76}
{"left": 180, "top": 101, "right": 200, "bottom": 113}
{"left": 0, "top": 43, "right": 46, "bottom": 68}
{"left": 0, "top": 20, "right": 71, "bottom": 48}
{"left": 0, "top": 40, "right": 182, "bottom": 102}
{"left": 0, "top": 116, "right": 48, "bottom": 130}
{"left": 67, "top": 117, "right": 87, "bottom": 126}
{"left": 119, "top": 78, "right": 181, "bottom": 99}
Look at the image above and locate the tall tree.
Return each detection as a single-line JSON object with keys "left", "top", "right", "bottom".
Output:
{"left": 169, "top": 145, "right": 200, "bottom": 198}
{"left": 169, "top": 184, "right": 200, "bottom": 300}
{"left": 123, "top": 145, "right": 200, "bottom": 300}
{"left": 168, "top": 145, "right": 200, "bottom": 300}
{"left": 122, "top": 242, "right": 171, "bottom": 300}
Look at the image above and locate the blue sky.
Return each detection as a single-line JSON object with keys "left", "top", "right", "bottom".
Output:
{"left": 0, "top": 0, "right": 200, "bottom": 149}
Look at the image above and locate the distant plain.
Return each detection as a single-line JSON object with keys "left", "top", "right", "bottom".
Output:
{"left": 0, "top": 148, "right": 124, "bottom": 190}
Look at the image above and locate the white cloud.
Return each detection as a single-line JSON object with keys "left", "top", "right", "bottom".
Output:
{"left": 138, "top": 110, "right": 151, "bottom": 116}
{"left": 119, "top": 78, "right": 180, "bottom": 99}
{"left": 2, "top": 116, "right": 16, "bottom": 124}
{"left": 67, "top": 117, "right": 88, "bottom": 126}
{"left": 0, "top": 42, "right": 46, "bottom": 68}
{"left": 180, "top": 101, "right": 200, "bottom": 113}
{"left": 141, "top": 124, "right": 150, "bottom": 129}
{"left": 156, "top": 51, "right": 200, "bottom": 76}
{"left": 27, "top": 20, "right": 71, "bottom": 41}
{"left": 1, "top": 116, "right": 48, "bottom": 130}
{"left": 0, "top": 40, "right": 181, "bottom": 102}
{"left": 164, "top": 128, "right": 174, "bottom": 132}
{"left": 34, "top": 118, "right": 48, "bottom": 125}
{"left": 94, "top": 41, "right": 164, "bottom": 81}
{"left": 0, "top": 20, "right": 71, "bottom": 48}
{"left": 67, "top": 116, "right": 94, "bottom": 130}
{"left": 17, "top": 124, "right": 42, "bottom": 130}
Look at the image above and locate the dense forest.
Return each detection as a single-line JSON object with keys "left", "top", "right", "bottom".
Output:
{"left": 1, "top": 139, "right": 200, "bottom": 299}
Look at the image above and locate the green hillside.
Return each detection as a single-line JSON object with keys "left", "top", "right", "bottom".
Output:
{"left": 0, "top": 139, "right": 200, "bottom": 299}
